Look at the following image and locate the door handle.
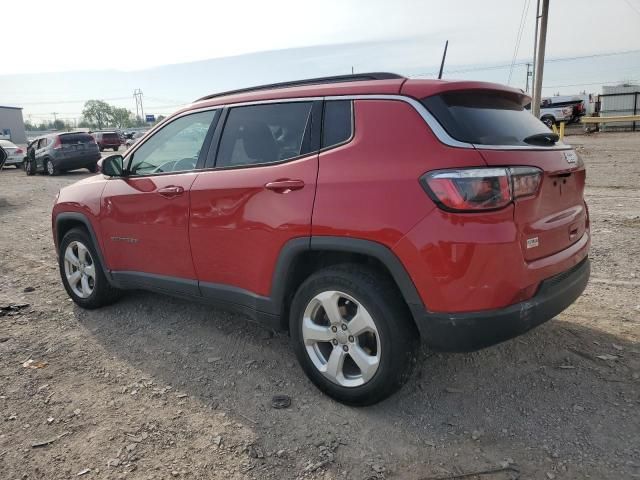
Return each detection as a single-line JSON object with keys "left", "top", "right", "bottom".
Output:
{"left": 264, "top": 179, "right": 305, "bottom": 193}
{"left": 157, "top": 185, "right": 184, "bottom": 198}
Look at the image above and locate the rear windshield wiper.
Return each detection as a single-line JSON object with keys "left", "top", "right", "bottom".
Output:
{"left": 523, "top": 132, "right": 559, "bottom": 146}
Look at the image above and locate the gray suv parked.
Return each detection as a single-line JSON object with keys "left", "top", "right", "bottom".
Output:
{"left": 25, "top": 133, "right": 101, "bottom": 175}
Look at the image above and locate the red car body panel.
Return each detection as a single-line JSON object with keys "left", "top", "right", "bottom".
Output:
{"left": 189, "top": 154, "right": 318, "bottom": 296}
{"left": 52, "top": 175, "right": 108, "bottom": 253}
{"left": 100, "top": 173, "right": 200, "bottom": 279}
{"left": 312, "top": 99, "right": 487, "bottom": 245}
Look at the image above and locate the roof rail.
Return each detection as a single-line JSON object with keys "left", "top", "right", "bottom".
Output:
{"left": 195, "top": 72, "right": 405, "bottom": 102}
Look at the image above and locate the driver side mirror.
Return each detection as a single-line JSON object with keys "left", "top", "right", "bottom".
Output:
{"left": 100, "top": 155, "right": 125, "bottom": 177}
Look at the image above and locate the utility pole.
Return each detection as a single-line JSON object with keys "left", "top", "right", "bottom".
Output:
{"left": 438, "top": 40, "right": 449, "bottom": 80}
{"left": 531, "top": 0, "right": 549, "bottom": 118}
{"left": 531, "top": 0, "right": 540, "bottom": 95}
{"left": 133, "top": 89, "right": 145, "bottom": 123}
{"left": 525, "top": 63, "right": 533, "bottom": 92}
{"left": 51, "top": 112, "right": 58, "bottom": 122}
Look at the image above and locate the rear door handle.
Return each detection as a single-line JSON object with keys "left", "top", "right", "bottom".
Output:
{"left": 157, "top": 185, "right": 184, "bottom": 198}
{"left": 265, "top": 179, "right": 305, "bottom": 193}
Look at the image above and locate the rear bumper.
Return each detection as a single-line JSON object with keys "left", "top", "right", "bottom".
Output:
{"left": 53, "top": 153, "right": 100, "bottom": 169}
{"left": 5, "top": 156, "right": 24, "bottom": 165}
{"left": 415, "top": 258, "right": 590, "bottom": 352}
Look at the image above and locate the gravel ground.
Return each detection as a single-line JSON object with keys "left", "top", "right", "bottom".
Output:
{"left": 0, "top": 132, "right": 638, "bottom": 480}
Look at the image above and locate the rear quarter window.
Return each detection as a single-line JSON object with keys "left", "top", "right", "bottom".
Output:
{"left": 421, "top": 90, "right": 552, "bottom": 146}
{"left": 322, "top": 100, "right": 352, "bottom": 149}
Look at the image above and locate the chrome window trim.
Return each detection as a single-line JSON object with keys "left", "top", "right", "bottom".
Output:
{"left": 128, "top": 94, "right": 571, "bottom": 167}
{"left": 323, "top": 94, "right": 572, "bottom": 151}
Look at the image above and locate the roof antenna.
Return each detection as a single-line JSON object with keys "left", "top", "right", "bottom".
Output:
{"left": 438, "top": 40, "right": 449, "bottom": 79}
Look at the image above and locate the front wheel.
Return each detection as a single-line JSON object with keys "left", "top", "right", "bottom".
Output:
{"left": 290, "top": 265, "right": 419, "bottom": 405}
{"left": 59, "top": 228, "right": 122, "bottom": 309}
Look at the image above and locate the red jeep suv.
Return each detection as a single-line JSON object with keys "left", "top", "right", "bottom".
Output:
{"left": 52, "top": 73, "right": 590, "bottom": 405}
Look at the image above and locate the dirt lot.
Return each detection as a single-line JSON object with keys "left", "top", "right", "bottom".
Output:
{"left": 1, "top": 133, "right": 638, "bottom": 480}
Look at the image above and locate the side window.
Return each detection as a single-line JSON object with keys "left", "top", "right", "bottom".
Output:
{"left": 38, "top": 138, "right": 48, "bottom": 149}
{"left": 322, "top": 100, "right": 352, "bottom": 149}
{"left": 128, "top": 110, "right": 217, "bottom": 176}
{"left": 217, "top": 102, "right": 313, "bottom": 168}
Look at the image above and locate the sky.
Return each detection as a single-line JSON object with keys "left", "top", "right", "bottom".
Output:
{"left": 1, "top": 0, "right": 639, "bottom": 123}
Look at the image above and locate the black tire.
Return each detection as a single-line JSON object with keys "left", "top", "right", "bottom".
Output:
{"left": 45, "top": 158, "right": 57, "bottom": 176}
{"left": 58, "top": 228, "right": 122, "bottom": 309}
{"left": 113, "top": 146, "right": 119, "bottom": 152}
{"left": 15, "top": 163, "right": 22, "bottom": 168}
{"left": 87, "top": 163, "right": 99, "bottom": 173}
{"left": 25, "top": 158, "right": 36, "bottom": 176}
{"left": 541, "top": 116, "right": 555, "bottom": 129}
{"left": 289, "top": 264, "right": 419, "bottom": 405}
{"left": 99, "top": 145, "right": 104, "bottom": 152}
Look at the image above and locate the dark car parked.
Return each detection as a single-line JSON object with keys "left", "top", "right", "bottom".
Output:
{"left": 92, "top": 131, "right": 122, "bottom": 151}
{"left": 25, "top": 132, "right": 101, "bottom": 175}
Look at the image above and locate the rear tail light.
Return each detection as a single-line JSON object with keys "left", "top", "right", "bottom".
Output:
{"left": 15, "top": 148, "right": 24, "bottom": 154}
{"left": 52, "top": 137, "right": 62, "bottom": 149}
{"left": 421, "top": 167, "right": 542, "bottom": 212}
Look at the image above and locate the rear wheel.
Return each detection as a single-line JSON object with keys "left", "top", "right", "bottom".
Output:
{"left": 45, "top": 158, "right": 57, "bottom": 176}
{"left": 290, "top": 265, "right": 419, "bottom": 405}
{"left": 59, "top": 228, "right": 122, "bottom": 309}
{"left": 87, "top": 163, "right": 99, "bottom": 173}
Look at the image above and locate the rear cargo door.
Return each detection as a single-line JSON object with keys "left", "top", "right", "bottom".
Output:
{"left": 421, "top": 89, "right": 587, "bottom": 261}
{"left": 478, "top": 149, "right": 586, "bottom": 261}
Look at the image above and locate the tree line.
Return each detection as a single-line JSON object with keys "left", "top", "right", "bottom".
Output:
{"left": 25, "top": 100, "right": 165, "bottom": 131}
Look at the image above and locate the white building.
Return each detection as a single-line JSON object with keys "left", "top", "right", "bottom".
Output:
{"left": 0, "top": 106, "right": 27, "bottom": 144}
{"left": 600, "top": 84, "right": 640, "bottom": 131}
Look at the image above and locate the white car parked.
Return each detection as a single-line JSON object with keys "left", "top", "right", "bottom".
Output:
{"left": 0, "top": 139, "right": 25, "bottom": 168}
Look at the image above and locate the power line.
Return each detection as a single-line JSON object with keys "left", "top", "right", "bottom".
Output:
{"left": 412, "top": 48, "right": 640, "bottom": 77}
{"left": 11, "top": 96, "right": 131, "bottom": 106}
{"left": 542, "top": 78, "right": 639, "bottom": 88}
{"left": 508, "top": 0, "right": 531, "bottom": 84}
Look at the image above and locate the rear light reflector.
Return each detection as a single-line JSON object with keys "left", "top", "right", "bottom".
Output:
{"left": 421, "top": 167, "right": 542, "bottom": 212}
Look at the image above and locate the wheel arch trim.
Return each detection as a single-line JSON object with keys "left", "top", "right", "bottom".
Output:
{"left": 269, "top": 236, "right": 424, "bottom": 317}
{"left": 55, "top": 212, "right": 112, "bottom": 282}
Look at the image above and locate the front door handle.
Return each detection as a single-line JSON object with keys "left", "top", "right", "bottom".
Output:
{"left": 264, "top": 179, "right": 305, "bottom": 193}
{"left": 157, "top": 185, "right": 184, "bottom": 198}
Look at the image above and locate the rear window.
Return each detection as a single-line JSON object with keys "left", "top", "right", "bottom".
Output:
{"left": 421, "top": 90, "right": 552, "bottom": 146}
{"left": 60, "top": 133, "right": 95, "bottom": 144}
{"left": 102, "top": 133, "right": 120, "bottom": 141}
